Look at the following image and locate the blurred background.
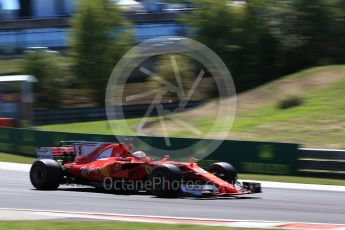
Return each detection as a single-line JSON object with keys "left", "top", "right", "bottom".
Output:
{"left": 1, "top": 0, "right": 345, "bottom": 149}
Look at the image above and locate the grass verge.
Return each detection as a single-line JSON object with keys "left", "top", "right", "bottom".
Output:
{"left": 36, "top": 65, "right": 345, "bottom": 149}
{"left": 0, "top": 221, "right": 253, "bottom": 230}
{"left": 37, "top": 119, "right": 141, "bottom": 135}
{"left": 0, "top": 59, "right": 22, "bottom": 75}
{"left": 0, "top": 152, "right": 35, "bottom": 164}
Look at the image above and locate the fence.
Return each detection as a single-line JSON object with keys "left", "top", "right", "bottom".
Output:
{"left": 0, "top": 127, "right": 299, "bottom": 176}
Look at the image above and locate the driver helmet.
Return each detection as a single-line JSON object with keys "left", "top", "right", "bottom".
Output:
{"left": 132, "top": 151, "right": 147, "bottom": 160}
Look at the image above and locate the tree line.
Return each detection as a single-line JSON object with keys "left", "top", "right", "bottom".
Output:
{"left": 182, "top": 0, "right": 345, "bottom": 91}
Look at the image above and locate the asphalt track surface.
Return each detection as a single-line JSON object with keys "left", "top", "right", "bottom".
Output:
{"left": 1, "top": 169, "right": 344, "bottom": 224}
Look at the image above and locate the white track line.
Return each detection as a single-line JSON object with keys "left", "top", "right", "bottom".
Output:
{"left": 0, "top": 162, "right": 31, "bottom": 172}
{"left": 0, "top": 208, "right": 344, "bottom": 230}
{"left": 241, "top": 180, "right": 345, "bottom": 192}
{"left": 1, "top": 161, "right": 344, "bottom": 192}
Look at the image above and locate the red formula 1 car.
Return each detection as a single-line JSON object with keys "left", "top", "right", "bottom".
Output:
{"left": 30, "top": 141, "right": 261, "bottom": 197}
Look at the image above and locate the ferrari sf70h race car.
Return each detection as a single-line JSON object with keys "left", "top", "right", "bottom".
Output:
{"left": 30, "top": 141, "right": 261, "bottom": 197}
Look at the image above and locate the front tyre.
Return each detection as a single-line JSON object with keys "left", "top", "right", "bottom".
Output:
{"left": 149, "top": 164, "right": 182, "bottom": 197}
{"left": 208, "top": 162, "right": 237, "bottom": 184}
{"left": 30, "top": 160, "right": 62, "bottom": 190}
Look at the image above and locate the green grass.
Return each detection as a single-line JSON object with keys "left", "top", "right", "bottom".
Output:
{"left": 37, "top": 118, "right": 146, "bottom": 135}
{"left": 167, "top": 65, "right": 345, "bottom": 149}
{"left": 0, "top": 152, "right": 35, "bottom": 164}
{"left": 229, "top": 68, "right": 345, "bottom": 148}
{"left": 0, "top": 221, "right": 254, "bottom": 230}
{"left": 0, "top": 59, "right": 22, "bottom": 75}
{"left": 36, "top": 65, "right": 345, "bottom": 149}
{"left": 38, "top": 120, "right": 114, "bottom": 135}
{"left": 156, "top": 65, "right": 345, "bottom": 149}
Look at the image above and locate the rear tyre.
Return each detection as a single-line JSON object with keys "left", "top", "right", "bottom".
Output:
{"left": 149, "top": 164, "right": 182, "bottom": 197}
{"left": 30, "top": 160, "right": 62, "bottom": 190}
{"left": 208, "top": 162, "right": 237, "bottom": 184}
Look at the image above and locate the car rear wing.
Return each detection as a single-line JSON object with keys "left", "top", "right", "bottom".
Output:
{"left": 36, "top": 146, "right": 76, "bottom": 160}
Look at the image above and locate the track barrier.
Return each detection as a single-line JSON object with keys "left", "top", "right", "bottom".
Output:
{"left": 2, "top": 127, "right": 344, "bottom": 178}
{"left": 0, "top": 127, "right": 299, "bottom": 176}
